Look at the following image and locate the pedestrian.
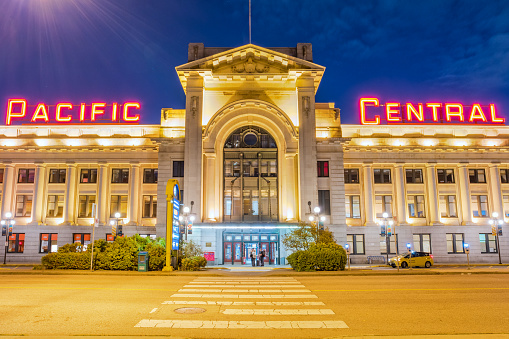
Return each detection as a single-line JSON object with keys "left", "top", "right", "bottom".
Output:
{"left": 260, "top": 249, "right": 266, "bottom": 266}
{"left": 250, "top": 249, "right": 256, "bottom": 267}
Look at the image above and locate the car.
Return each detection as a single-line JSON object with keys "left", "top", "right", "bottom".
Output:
{"left": 388, "top": 251, "right": 434, "bottom": 268}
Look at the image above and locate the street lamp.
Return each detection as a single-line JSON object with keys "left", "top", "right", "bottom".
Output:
{"left": 308, "top": 203, "right": 326, "bottom": 242}
{"left": 379, "top": 212, "right": 398, "bottom": 271}
{"left": 489, "top": 212, "right": 503, "bottom": 264}
{"left": 109, "top": 212, "right": 122, "bottom": 238}
{"left": 179, "top": 201, "right": 195, "bottom": 241}
{"left": 1, "top": 212, "right": 15, "bottom": 264}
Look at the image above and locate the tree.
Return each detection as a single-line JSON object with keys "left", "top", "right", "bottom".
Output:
{"left": 282, "top": 222, "right": 336, "bottom": 252}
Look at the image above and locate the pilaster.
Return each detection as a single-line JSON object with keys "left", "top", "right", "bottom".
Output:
{"left": 362, "top": 162, "right": 375, "bottom": 225}
{"left": 394, "top": 163, "right": 408, "bottom": 225}
{"left": 489, "top": 162, "right": 503, "bottom": 219}
{"left": 62, "top": 162, "right": 77, "bottom": 225}
{"left": 458, "top": 162, "right": 473, "bottom": 225}
{"left": 0, "top": 163, "right": 15, "bottom": 219}
{"left": 97, "top": 162, "right": 109, "bottom": 225}
{"left": 425, "top": 163, "right": 442, "bottom": 225}
{"left": 128, "top": 162, "right": 140, "bottom": 225}
{"left": 31, "top": 162, "right": 46, "bottom": 225}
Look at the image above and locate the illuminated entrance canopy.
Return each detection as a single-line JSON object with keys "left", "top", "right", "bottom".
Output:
{"left": 6, "top": 99, "right": 141, "bottom": 125}
{"left": 359, "top": 97, "right": 505, "bottom": 125}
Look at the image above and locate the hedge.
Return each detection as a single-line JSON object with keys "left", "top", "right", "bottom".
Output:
{"left": 287, "top": 242, "right": 347, "bottom": 272}
{"left": 181, "top": 256, "right": 207, "bottom": 271}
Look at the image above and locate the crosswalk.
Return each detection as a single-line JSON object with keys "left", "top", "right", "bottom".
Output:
{"left": 134, "top": 276, "right": 348, "bottom": 330}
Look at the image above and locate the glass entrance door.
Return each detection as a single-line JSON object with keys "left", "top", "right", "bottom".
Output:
{"left": 244, "top": 242, "right": 258, "bottom": 265}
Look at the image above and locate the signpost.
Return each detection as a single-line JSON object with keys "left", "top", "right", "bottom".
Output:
{"left": 164, "top": 179, "right": 180, "bottom": 271}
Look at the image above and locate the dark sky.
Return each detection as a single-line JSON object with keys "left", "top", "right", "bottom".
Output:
{"left": 1, "top": 0, "right": 509, "bottom": 125}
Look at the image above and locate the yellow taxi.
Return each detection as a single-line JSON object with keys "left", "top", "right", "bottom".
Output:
{"left": 388, "top": 251, "right": 434, "bottom": 268}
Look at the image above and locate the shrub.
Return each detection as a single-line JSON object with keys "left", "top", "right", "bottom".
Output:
{"left": 145, "top": 242, "right": 166, "bottom": 271}
{"left": 181, "top": 256, "right": 207, "bottom": 271}
{"left": 41, "top": 252, "right": 90, "bottom": 270}
{"left": 287, "top": 243, "right": 347, "bottom": 272}
{"left": 58, "top": 243, "right": 82, "bottom": 253}
{"left": 287, "top": 250, "right": 316, "bottom": 272}
{"left": 94, "top": 236, "right": 138, "bottom": 270}
{"left": 181, "top": 240, "right": 203, "bottom": 258}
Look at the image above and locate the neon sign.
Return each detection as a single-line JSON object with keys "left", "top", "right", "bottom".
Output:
{"left": 6, "top": 99, "right": 141, "bottom": 125}
{"left": 359, "top": 97, "right": 505, "bottom": 125}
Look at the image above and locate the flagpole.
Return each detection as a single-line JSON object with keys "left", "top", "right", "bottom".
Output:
{"left": 249, "top": 0, "right": 251, "bottom": 44}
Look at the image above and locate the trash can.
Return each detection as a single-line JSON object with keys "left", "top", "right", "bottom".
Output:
{"left": 138, "top": 251, "right": 149, "bottom": 272}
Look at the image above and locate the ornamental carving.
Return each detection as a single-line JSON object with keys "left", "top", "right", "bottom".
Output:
{"left": 231, "top": 57, "right": 269, "bottom": 73}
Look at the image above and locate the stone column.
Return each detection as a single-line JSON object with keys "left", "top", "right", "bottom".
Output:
{"left": 283, "top": 152, "right": 298, "bottom": 221}
{"left": 128, "top": 162, "right": 140, "bottom": 225}
{"left": 458, "top": 162, "right": 472, "bottom": 225}
{"left": 203, "top": 152, "right": 216, "bottom": 221}
{"left": 489, "top": 162, "right": 503, "bottom": 218}
{"left": 362, "top": 162, "right": 375, "bottom": 225}
{"left": 0, "top": 163, "right": 15, "bottom": 219}
{"left": 426, "top": 163, "right": 441, "bottom": 225}
{"left": 63, "top": 162, "right": 77, "bottom": 225}
{"left": 97, "top": 162, "right": 109, "bottom": 225}
{"left": 394, "top": 163, "right": 408, "bottom": 225}
{"left": 31, "top": 162, "right": 46, "bottom": 225}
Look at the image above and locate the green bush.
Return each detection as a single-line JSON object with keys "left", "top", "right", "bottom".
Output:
{"left": 58, "top": 243, "right": 82, "bottom": 253}
{"left": 287, "top": 243, "right": 347, "bottom": 272}
{"left": 41, "top": 252, "right": 90, "bottom": 270}
{"left": 145, "top": 242, "right": 166, "bottom": 271}
{"left": 287, "top": 250, "right": 316, "bottom": 272}
{"left": 181, "top": 256, "right": 207, "bottom": 271}
{"left": 94, "top": 236, "right": 138, "bottom": 270}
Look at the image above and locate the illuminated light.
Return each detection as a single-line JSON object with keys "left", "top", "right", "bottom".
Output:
{"left": 56, "top": 103, "right": 73, "bottom": 122}
{"left": 286, "top": 208, "right": 294, "bottom": 220}
{"left": 392, "top": 139, "right": 406, "bottom": 147}
{"left": 308, "top": 216, "right": 314, "bottom": 222}
{"left": 426, "top": 103, "right": 441, "bottom": 121}
{"left": 314, "top": 206, "right": 321, "bottom": 214}
{"left": 421, "top": 139, "right": 437, "bottom": 147}
{"left": 80, "top": 103, "right": 86, "bottom": 121}
{"left": 91, "top": 103, "right": 106, "bottom": 121}
{"left": 406, "top": 103, "right": 424, "bottom": 122}
{"left": 6, "top": 99, "right": 27, "bottom": 125}
{"left": 359, "top": 98, "right": 380, "bottom": 125}
{"left": 128, "top": 139, "right": 142, "bottom": 146}
{"left": 490, "top": 104, "right": 505, "bottom": 123}
{"left": 359, "top": 139, "right": 374, "bottom": 147}
{"left": 445, "top": 103, "right": 464, "bottom": 122}
{"left": 111, "top": 102, "right": 119, "bottom": 121}
{"left": 1, "top": 140, "right": 17, "bottom": 147}
{"left": 123, "top": 102, "right": 141, "bottom": 122}
{"left": 35, "top": 139, "right": 50, "bottom": 147}
{"left": 66, "top": 139, "right": 81, "bottom": 147}
{"left": 386, "top": 103, "right": 401, "bottom": 122}
{"left": 319, "top": 131, "right": 330, "bottom": 138}
{"left": 484, "top": 140, "right": 500, "bottom": 147}
{"left": 453, "top": 139, "right": 469, "bottom": 147}
{"left": 98, "top": 139, "right": 112, "bottom": 147}
{"left": 468, "top": 104, "right": 487, "bottom": 122}
{"left": 31, "top": 103, "right": 50, "bottom": 122}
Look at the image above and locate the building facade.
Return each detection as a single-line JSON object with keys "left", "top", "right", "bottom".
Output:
{"left": 1, "top": 43, "right": 507, "bottom": 264}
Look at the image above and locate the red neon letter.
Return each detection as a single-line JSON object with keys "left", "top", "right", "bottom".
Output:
{"left": 31, "top": 103, "right": 49, "bottom": 122}
{"left": 79, "top": 103, "right": 86, "bottom": 121}
{"left": 122, "top": 102, "right": 140, "bottom": 122}
{"left": 6, "top": 99, "right": 27, "bottom": 125}
{"left": 445, "top": 103, "right": 464, "bottom": 122}
{"left": 91, "top": 103, "right": 106, "bottom": 121}
{"left": 426, "top": 103, "right": 441, "bottom": 121}
{"left": 359, "top": 98, "right": 380, "bottom": 125}
{"left": 468, "top": 104, "right": 487, "bottom": 122}
{"left": 56, "top": 103, "right": 73, "bottom": 122}
{"left": 490, "top": 104, "right": 505, "bottom": 124}
{"left": 406, "top": 103, "right": 424, "bottom": 122}
{"left": 111, "top": 102, "right": 118, "bottom": 121}
{"left": 386, "top": 103, "right": 401, "bottom": 122}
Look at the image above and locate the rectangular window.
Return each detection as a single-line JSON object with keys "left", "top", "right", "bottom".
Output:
{"left": 78, "top": 195, "right": 96, "bottom": 218}
{"left": 446, "top": 233, "right": 464, "bottom": 253}
{"left": 437, "top": 169, "right": 455, "bottom": 183}
{"left": 347, "top": 234, "right": 365, "bottom": 255}
{"left": 345, "top": 195, "right": 361, "bottom": 218}
{"left": 46, "top": 195, "right": 64, "bottom": 218}
{"left": 380, "top": 235, "right": 398, "bottom": 254}
{"left": 374, "top": 169, "right": 391, "bottom": 183}
{"left": 80, "top": 169, "right": 97, "bottom": 183}
{"left": 471, "top": 195, "right": 489, "bottom": 217}
{"left": 469, "top": 169, "right": 486, "bottom": 183}
{"left": 479, "top": 233, "right": 497, "bottom": 253}
{"left": 73, "top": 233, "right": 91, "bottom": 251}
{"left": 15, "top": 195, "right": 33, "bottom": 217}
{"left": 413, "top": 234, "right": 431, "bottom": 252}
{"left": 143, "top": 195, "right": 157, "bottom": 218}
{"left": 375, "top": 195, "right": 392, "bottom": 218}
{"left": 111, "top": 168, "right": 129, "bottom": 183}
{"left": 405, "top": 169, "right": 423, "bottom": 183}
{"left": 501, "top": 169, "right": 509, "bottom": 184}
{"left": 40, "top": 233, "right": 58, "bottom": 253}
{"left": 407, "top": 195, "right": 426, "bottom": 218}
{"left": 439, "top": 195, "right": 457, "bottom": 217}
{"left": 317, "top": 161, "right": 329, "bottom": 177}
{"left": 0, "top": 168, "right": 4, "bottom": 183}
{"left": 110, "top": 195, "right": 128, "bottom": 218}
{"left": 143, "top": 168, "right": 158, "bottom": 183}
{"left": 8, "top": 233, "right": 25, "bottom": 253}
{"left": 48, "top": 169, "right": 66, "bottom": 183}
{"left": 318, "top": 190, "right": 331, "bottom": 215}
{"left": 173, "top": 161, "right": 184, "bottom": 177}
{"left": 344, "top": 169, "right": 359, "bottom": 183}
{"left": 17, "top": 168, "right": 35, "bottom": 183}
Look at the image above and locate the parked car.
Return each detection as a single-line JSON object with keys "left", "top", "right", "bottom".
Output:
{"left": 388, "top": 251, "right": 434, "bottom": 268}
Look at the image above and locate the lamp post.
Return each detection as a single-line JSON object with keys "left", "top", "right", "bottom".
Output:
{"left": 179, "top": 201, "right": 195, "bottom": 241}
{"left": 308, "top": 203, "right": 326, "bottom": 242}
{"left": 1, "top": 212, "right": 15, "bottom": 265}
{"left": 489, "top": 212, "right": 503, "bottom": 264}
{"left": 379, "top": 212, "right": 398, "bottom": 271}
{"left": 109, "top": 212, "right": 122, "bottom": 238}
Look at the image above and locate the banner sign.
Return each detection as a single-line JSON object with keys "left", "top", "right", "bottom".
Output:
{"left": 171, "top": 196, "right": 180, "bottom": 250}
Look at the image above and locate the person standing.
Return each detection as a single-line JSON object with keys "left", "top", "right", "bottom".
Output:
{"left": 250, "top": 248, "right": 256, "bottom": 267}
{"left": 260, "top": 249, "right": 266, "bottom": 266}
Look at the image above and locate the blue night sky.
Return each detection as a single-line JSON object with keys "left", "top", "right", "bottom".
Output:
{"left": 1, "top": 0, "right": 509, "bottom": 125}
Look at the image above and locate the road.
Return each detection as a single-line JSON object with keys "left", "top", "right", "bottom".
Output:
{"left": 0, "top": 271, "right": 508, "bottom": 338}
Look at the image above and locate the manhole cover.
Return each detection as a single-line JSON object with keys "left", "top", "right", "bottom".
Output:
{"left": 174, "top": 307, "right": 206, "bottom": 314}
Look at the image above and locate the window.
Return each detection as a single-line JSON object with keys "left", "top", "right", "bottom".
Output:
{"left": 143, "top": 195, "right": 157, "bottom": 218}
{"left": 17, "top": 168, "right": 35, "bottom": 183}
{"left": 173, "top": 161, "right": 184, "bottom": 177}
{"left": 380, "top": 235, "right": 398, "bottom": 254}
{"left": 439, "top": 195, "right": 457, "bottom": 217}
{"left": 48, "top": 169, "right": 66, "bottom": 183}
{"left": 344, "top": 169, "right": 359, "bottom": 183}
{"left": 504, "top": 195, "right": 509, "bottom": 218}
{"left": 80, "top": 169, "right": 97, "bottom": 183}
{"left": 408, "top": 195, "right": 426, "bottom": 218}
{"left": 374, "top": 169, "right": 391, "bottom": 183}
{"left": 446, "top": 233, "right": 464, "bottom": 253}
{"left": 317, "top": 161, "right": 329, "bottom": 177}
{"left": 501, "top": 169, "right": 509, "bottom": 184}
{"left": 469, "top": 169, "right": 486, "bottom": 183}
{"left": 437, "top": 169, "right": 455, "bottom": 183}
{"left": 78, "top": 195, "right": 96, "bottom": 218}
{"left": 347, "top": 234, "right": 365, "bottom": 254}
{"left": 73, "top": 233, "right": 91, "bottom": 251}
{"left": 40, "top": 233, "right": 58, "bottom": 253}
{"left": 479, "top": 233, "right": 497, "bottom": 253}
{"left": 471, "top": 195, "right": 489, "bottom": 217}
{"left": 46, "top": 195, "right": 64, "bottom": 218}
{"left": 143, "top": 169, "right": 158, "bottom": 183}
{"left": 405, "top": 169, "right": 423, "bottom": 183}
{"left": 345, "top": 195, "right": 361, "bottom": 218}
{"left": 318, "top": 190, "right": 331, "bottom": 215}
{"left": 111, "top": 168, "right": 129, "bottom": 183}
{"left": 375, "top": 195, "right": 392, "bottom": 218}
{"left": 106, "top": 234, "right": 115, "bottom": 242}
{"left": 8, "top": 233, "right": 25, "bottom": 253}
{"left": 15, "top": 195, "right": 32, "bottom": 217}
{"left": 110, "top": 195, "right": 128, "bottom": 218}
{"left": 0, "top": 168, "right": 4, "bottom": 183}
{"left": 413, "top": 234, "right": 431, "bottom": 252}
